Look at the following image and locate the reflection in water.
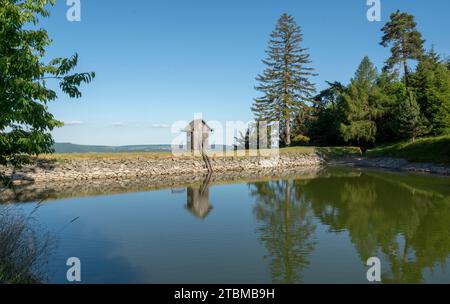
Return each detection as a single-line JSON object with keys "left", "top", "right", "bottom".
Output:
{"left": 249, "top": 168, "right": 450, "bottom": 283}
{"left": 186, "top": 173, "right": 213, "bottom": 219}
{"left": 250, "top": 179, "right": 316, "bottom": 283}
{"left": 305, "top": 170, "right": 450, "bottom": 283}
{"left": 6, "top": 167, "right": 450, "bottom": 283}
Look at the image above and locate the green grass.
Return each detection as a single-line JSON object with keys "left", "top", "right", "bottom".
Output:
{"left": 279, "top": 146, "right": 361, "bottom": 159}
{"left": 279, "top": 146, "right": 316, "bottom": 154}
{"left": 315, "top": 147, "right": 362, "bottom": 159}
{"left": 366, "top": 135, "right": 450, "bottom": 164}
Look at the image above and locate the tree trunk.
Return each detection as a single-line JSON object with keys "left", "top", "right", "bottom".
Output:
{"left": 285, "top": 117, "right": 291, "bottom": 146}
{"left": 403, "top": 57, "right": 409, "bottom": 88}
{"left": 283, "top": 48, "right": 291, "bottom": 147}
{"left": 402, "top": 37, "right": 410, "bottom": 88}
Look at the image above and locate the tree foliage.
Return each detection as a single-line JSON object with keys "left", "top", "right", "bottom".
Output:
{"left": 306, "top": 82, "right": 346, "bottom": 146}
{"left": 0, "top": 0, "right": 95, "bottom": 185}
{"left": 411, "top": 49, "right": 450, "bottom": 135}
{"left": 394, "top": 88, "right": 428, "bottom": 141}
{"left": 252, "top": 13, "right": 316, "bottom": 146}
{"left": 380, "top": 10, "right": 424, "bottom": 88}
{"left": 293, "top": 10, "right": 449, "bottom": 149}
{"left": 339, "top": 57, "right": 383, "bottom": 150}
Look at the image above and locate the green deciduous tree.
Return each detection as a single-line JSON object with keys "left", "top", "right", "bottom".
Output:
{"left": 252, "top": 13, "right": 316, "bottom": 146}
{"left": 340, "top": 57, "right": 383, "bottom": 151}
{"left": 380, "top": 10, "right": 424, "bottom": 88}
{"left": 0, "top": 0, "right": 95, "bottom": 186}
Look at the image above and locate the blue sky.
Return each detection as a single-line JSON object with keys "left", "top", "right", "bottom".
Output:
{"left": 42, "top": 0, "right": 450, "bottom": 145}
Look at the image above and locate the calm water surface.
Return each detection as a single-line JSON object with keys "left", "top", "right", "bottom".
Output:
{"left": 12, "top": 167, "right": 450, "bottom": 283}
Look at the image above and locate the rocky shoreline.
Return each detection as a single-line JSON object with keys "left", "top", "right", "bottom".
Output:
{"left": 3, "top": 153, "right": 449, "bottom": 186}
{"left": 2, "top": 154, "right": 449, "bottom": 204}
{"left": 331, "top": 156, "right": 450, "bottom": 176}
{"left": 0, "top": 166, "right": 324, "bottom": 204}
{"left": 4, "top": 153, "right": 324, "bottom": 183}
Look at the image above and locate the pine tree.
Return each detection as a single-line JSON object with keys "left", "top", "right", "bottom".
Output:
{"left": 396, "top": 90, "right": 427, "bottom": 141}
{"left": 340, "top": 57, "right": 383, "bottom": 151}
{"left": 380, "top": 10, "right": 424, "bottom": 88}
{"left": 252, "top": 13, "right": 316, "bottom": 146}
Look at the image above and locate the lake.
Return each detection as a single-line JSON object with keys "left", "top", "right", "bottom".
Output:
{"left": 9, "top": 167, "right": 450, "bottom": 283}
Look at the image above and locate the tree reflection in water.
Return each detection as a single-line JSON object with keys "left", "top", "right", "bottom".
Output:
{"left": 249, "top": 179, "right": 316, "bottom": 283}
{"left": 249, "top": 168, "right": 450, "bottom": 283}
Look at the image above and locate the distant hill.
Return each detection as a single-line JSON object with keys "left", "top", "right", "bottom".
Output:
{"left": 54, "top": 143, "right": 172, "bottom": 154}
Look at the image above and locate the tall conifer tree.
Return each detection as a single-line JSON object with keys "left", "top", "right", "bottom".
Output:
{"left": 380, "top": 10, "right": 424, "bottom": 88}
{"left": 395, "top": 90, "right": 427, "bottom": 141}
{"left": 340, "top": 57, "right": 383, "bottom": 151}
{"left": 252, "top": 13, "right": 316, "bottom": 146}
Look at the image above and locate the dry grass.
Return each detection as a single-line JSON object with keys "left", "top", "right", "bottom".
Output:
{"left": 37, "top": 146, "right": 360, "bottom": 162}
{"left": 39, "top": 151, "right": 174, "bottom": 160}
{"left": 0, "top": 205, "right": 53, "bottom": 284}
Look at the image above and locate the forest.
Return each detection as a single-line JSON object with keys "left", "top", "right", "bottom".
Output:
{"left": 252, "top": 12, "right": 450, "bottom": 152}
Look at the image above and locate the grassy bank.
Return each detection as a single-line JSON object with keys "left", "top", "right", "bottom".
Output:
{"left": 366, "top": 135, "right": 450, "bottom": 164}
{"left": 39, "top": 151, "right": 174, "bottom": 161}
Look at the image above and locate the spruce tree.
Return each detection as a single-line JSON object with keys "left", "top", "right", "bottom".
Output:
{"left": 411, "top": 49, "right": 450, "bottom": 135}
{"left": 380, "top": 10, "right": 424, "bottom": 88}
{"left": 375, "top": 73, "right": 405, "bottom": 143}
{"left": 252, "top": 13, "right": 316, "bottom": 146}
{"left": 395, "top": 90, "right": 427, "bottom": 141}
{"left": 340, "top": 57, "right": 383, "bottom": 151}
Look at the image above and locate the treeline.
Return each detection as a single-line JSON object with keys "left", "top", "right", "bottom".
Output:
{"left": 251, "top": 11, "right": 450, "bottom": 151}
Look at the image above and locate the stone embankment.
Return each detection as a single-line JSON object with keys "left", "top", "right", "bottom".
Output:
{"left": 5, "top": 153, "right": 324, "bottom": 183}
{"left": 1, "top": 166, "right": 323, "bottom": 204}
